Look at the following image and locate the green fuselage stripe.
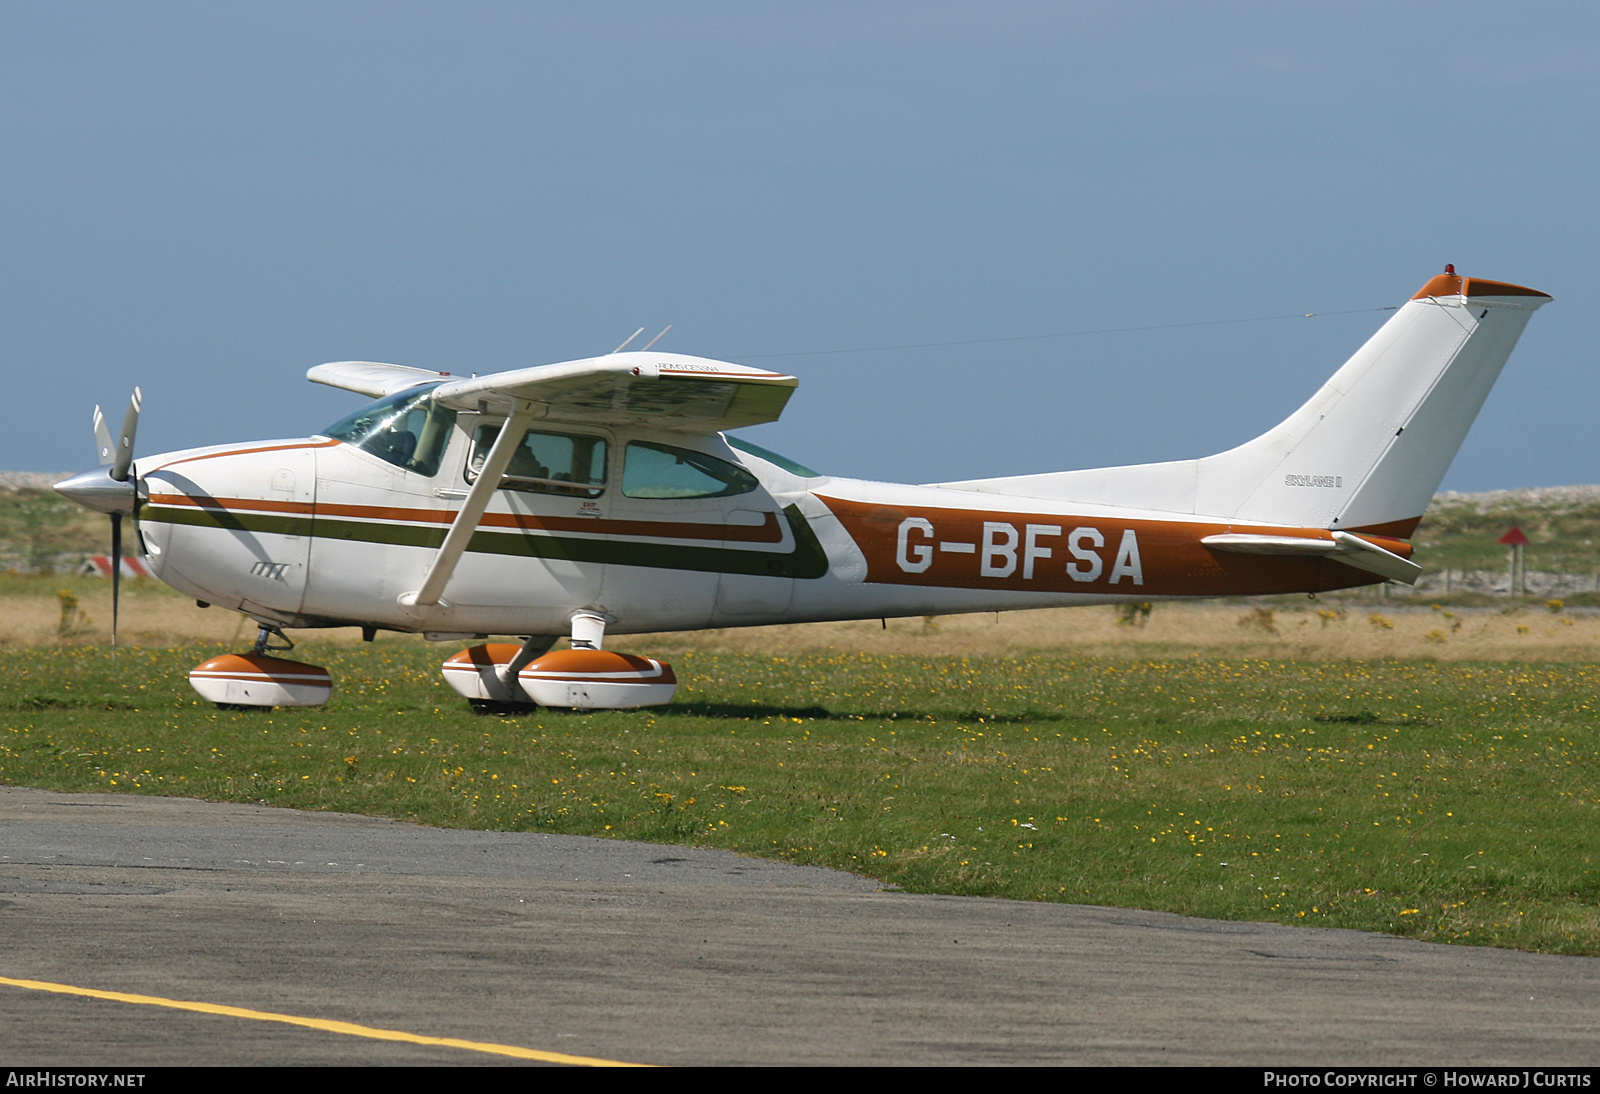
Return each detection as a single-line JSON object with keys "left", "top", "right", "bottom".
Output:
{"left": 143, "top": 504, "right": 829, "bottom": 579}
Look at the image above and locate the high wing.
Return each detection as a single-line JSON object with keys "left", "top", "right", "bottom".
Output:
{"left": 425, "top": 351, "right": 797, "bottom": 433}
{"left": 307, "top": 361, "right": 454, "bottom": 399}
{"left": 308, "top": 352, "right": 797, "bottom": 434}
{"left": 316, "top": 351, "right": 799, "bottom": 618}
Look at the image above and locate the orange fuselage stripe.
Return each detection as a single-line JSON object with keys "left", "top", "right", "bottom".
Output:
{"left": 145, "top": 493, "right": 785, "bottom": 543}
{"left": 148, "top": 438, "right": 342, "bottom": 473}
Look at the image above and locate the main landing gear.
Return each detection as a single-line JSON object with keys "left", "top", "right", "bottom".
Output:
{"left": 187, "top": 612, "right": 678, "bottom": 714}
{"left": 188, "top": 625, "right": 333, "bottom": 710}
{"left": 441, "top": 611, "right": 677, "bottom": 715}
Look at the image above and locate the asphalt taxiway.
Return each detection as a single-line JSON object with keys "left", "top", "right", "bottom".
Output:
{"left": 3, "top": 785, "right": 1598, "bottom": 1066}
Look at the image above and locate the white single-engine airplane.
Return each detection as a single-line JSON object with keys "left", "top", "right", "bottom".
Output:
{"left": 57, "top": 269, "right": 1549, "bottom": 712}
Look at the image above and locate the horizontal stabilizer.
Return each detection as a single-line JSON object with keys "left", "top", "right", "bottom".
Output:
{"left": 1328, "top": 530, "right": 1423, "bottom": 584}
{"left": 1199, "top": 533, "right": 1337, "bottom": 556}
{"left": 1201, "top": 530, "right": 1422, "bottom": 585}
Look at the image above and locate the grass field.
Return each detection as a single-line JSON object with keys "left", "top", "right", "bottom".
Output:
{"left": 4, "top": 628, "right": 1600, "bottom": 956}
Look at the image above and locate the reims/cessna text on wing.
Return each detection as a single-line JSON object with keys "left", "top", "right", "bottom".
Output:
{"left": 56, "top": 269, "right": 1551, "bottom": 712}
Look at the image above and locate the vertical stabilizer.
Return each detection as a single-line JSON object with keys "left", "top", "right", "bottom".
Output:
{"left": 939, "top": 272, "right": 1551, "bottom": 535}
{"left": 1201, "top": 273, "right": 1551, "bottom": 533}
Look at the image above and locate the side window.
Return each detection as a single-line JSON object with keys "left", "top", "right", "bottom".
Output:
{"left": 726, "top": 435, "right": 822, "bottom": 478}
{"left": 622, "top": 441, "right": 758, "bottom": 499}
{"left": 467, "top": 426, "right": 607, "bottom": 498}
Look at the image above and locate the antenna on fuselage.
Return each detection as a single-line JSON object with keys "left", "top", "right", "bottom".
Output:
{"left": 610, "top": 328, "right": 645, "bottom": 354}
{"left": 639, "top": 325, "right": 671, "bottom": 352}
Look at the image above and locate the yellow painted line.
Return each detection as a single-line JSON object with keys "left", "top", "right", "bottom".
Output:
{"left": 0, "top": 975, "right": 650, "bottom": 1067}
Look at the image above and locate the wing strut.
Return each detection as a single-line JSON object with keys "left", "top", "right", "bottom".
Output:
{"left": 401, "top": 398, "right": 538, "bottom": 613}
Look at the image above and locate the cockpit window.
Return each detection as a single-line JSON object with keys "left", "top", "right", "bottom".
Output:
{"left": 622, "top": 441, "right": 759, "bottom": 499}
{"left": 321, "top": 383, "right": 458, "bottom": 477}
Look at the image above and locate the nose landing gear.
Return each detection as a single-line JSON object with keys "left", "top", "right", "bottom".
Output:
{"left": 188, "top": 624, "right": 332, "bottom": 710}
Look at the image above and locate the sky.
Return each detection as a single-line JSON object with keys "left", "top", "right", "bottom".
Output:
{"left": 3, "top": 2, "right": 1595, "bottom": 490}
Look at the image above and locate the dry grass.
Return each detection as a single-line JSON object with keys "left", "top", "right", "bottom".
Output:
{"left": 0, "top": 582, "right": 264, "bottom": 649}
{"left": 639, "top": 601, "right": 1600, "bottom": 663}
{"left": 7, "top": 576, "right": 1597, "bottom": 662}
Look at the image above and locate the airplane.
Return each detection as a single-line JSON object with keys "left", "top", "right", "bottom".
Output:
{"left": 55, "top": 268, "right": 1551, "bottom": 713}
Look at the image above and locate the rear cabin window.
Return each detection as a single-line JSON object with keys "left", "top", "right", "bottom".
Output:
{"left": 467, "top": 426, "right": 607, "bottom": 498}
{"left": 725, "top": 435, "right": 822, "bottom": 478}
{"left": 322, "top": 384, "right": 457, "bottom": 477}
{"left": 622, "top": 441, "right": 758, "bottom": 499}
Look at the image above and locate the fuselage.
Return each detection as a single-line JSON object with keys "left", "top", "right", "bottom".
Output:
{"left": 132, "top": 400, "right": 1386, "bottom": 639}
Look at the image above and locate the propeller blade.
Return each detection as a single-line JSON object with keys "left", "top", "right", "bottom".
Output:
{"left": 93, "top": 406, "right": 115, "bottom": 467}
{"left": 110, "top": 512, "right": 122, "bottom": 649}
{"left": 110, "top": 388, "right": 141, "bottom": 483}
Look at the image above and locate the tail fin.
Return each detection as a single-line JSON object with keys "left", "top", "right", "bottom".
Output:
{"left": 940, "top": 272, "right": 1551, "bottom": 535}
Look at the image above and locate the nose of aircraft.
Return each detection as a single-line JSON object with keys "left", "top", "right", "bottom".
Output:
{"left": 55, "top": 466, "right": 139, "bottom": 516}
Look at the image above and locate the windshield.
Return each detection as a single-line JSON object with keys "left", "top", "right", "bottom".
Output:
{"left": 321, "top": 383, "right": 458, "bottom": 477}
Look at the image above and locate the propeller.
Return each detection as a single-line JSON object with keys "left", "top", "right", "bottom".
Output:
{"left": 105, "top": 388, "right": 141, "bottom": 484}
{"left": 103, "top": 389, "right": 140, "bottom": 648}
{"left": 60, "top": 389, "right": 142, "bottom": 648}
